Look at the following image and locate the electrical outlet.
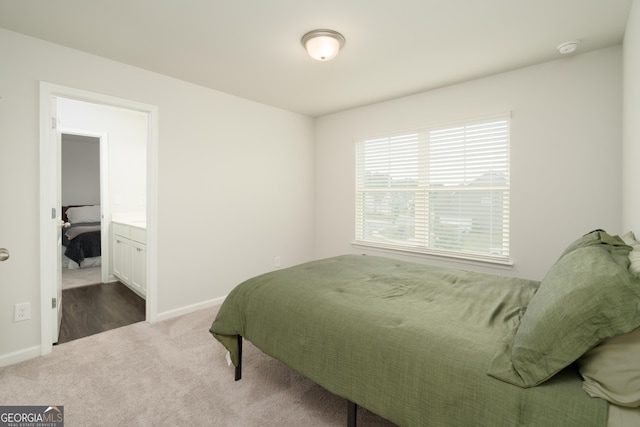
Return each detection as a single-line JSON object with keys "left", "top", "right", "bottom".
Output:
{"left": 274, "top": 256, "right": 281, "bottom": 268}
{"left": 14, "top": 302, "right": 31, "bottom": 322}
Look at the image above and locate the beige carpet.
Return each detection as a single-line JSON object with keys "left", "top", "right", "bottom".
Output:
{"left": 62, "top": 266, "right": 102, "bottom": 289}
{"left": 0, "top": 306, "right": 395, "bottom": 426}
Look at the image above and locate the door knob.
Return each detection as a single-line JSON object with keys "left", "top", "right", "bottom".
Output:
{"left": 0, "top": 248, "right": 9, "bottom": 262}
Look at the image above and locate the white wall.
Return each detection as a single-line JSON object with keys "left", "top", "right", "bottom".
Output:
{"left": 0, "top": 28, "right": 315, "bottom": 364}
{"left": 315, "top": 46, "right": 623, "bottom": 281}
{"left": 623, "top": 0, "right": 640, "bottom": 234}
{"left": 58, "top": 97, "right": 148, "bottom": 220}
{"left": 61, "top": 134, "right": 100, "bottom": 206}
{"left": 0, "top": 20, "right": 630, "bottom": 365}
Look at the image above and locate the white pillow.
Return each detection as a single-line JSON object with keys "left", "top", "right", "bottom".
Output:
{"left": 66, "top": 205, "right": 101, "bottom": 224}
{"left": 578, "top": 327, "right": 640, "bottom": 408}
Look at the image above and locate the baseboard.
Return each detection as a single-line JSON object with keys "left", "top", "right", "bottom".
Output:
{"left": 1, "top": 298, "right": 227, "bottom": 365}
{"left": 155, "top": 296, "right": 226, "bottom": 322}
{"left": 0, "top": 345, "right": 41, "bottom": 367}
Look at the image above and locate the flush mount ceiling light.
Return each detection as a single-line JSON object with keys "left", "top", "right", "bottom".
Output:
{"left": 557, "top": 40, "right": 581, "bottom": 55}
{"left": 301, "top": 29, "right": 345, "bottom": 61}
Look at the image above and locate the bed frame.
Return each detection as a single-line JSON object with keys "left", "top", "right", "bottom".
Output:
{"left": 233, "top": 334, "right": 358, "bottom": 426}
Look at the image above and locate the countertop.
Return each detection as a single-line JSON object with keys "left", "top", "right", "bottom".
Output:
{"left": 112, "top": 220, "right": 147, "bottom": 230}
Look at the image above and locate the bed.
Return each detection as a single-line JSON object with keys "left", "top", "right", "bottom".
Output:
{"left": 210, "top": 230, "right": 640, "bottom": 426}
{"left": 61, "top": 205, "right": 102, "bottom": 269}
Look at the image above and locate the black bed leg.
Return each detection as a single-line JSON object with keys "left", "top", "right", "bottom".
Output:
{"left": 347, "top": 401, "right": 357, "bottom": 427}
{"left": 234, "top": 335, "right": 242, "bottom": 381}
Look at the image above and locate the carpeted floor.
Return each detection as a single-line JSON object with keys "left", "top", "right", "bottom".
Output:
{"left": 62, "top": 266, "right": 102, "bottom": 290}
{"left": 0, "top": 306, "right": 395, "bottom": 426}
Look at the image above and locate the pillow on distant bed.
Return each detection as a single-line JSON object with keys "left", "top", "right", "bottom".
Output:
{"left": 578, "top": 327, "right": 640, "bottom": 407}
{"left": 66, "top": 205, "right": 101, "bottom": 224}
{"left": 488, "top": 230, "right": 640, "bottom": 388}
{"left": 621, "top": 231, "right": 640, "bottom": 275}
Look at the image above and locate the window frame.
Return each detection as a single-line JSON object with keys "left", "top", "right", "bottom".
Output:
{"left": 353, "top": 113, "right": 511, "bottom": 266}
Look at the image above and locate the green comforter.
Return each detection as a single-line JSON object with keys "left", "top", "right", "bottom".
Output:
{"left": 210, "top": 255, "right": 608, "bottom": 426}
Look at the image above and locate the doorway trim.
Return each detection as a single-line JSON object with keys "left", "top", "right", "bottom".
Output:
{"left": 39, "top": 82, "right": 159, "bottom": 356}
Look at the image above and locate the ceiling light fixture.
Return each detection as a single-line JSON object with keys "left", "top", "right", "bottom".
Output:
{"left": 557, "top": 40, "right": 580, "bottom": 55}
{"left": 301, "top": 29, "right": 345, "bottom": 61}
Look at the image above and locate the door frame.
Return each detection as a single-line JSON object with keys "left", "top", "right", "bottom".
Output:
{"left": 39, "top": 82, "right": 159, "bottom": 355}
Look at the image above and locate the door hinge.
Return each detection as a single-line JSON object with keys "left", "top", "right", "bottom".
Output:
{"left": 51, "top": 207, "right": 56, "bottom": 219}
{"left": 52, "top": 298, "right": 57, "bottom": 309}
{"left": 51, "top": 117, "right": 57, "bottom": 130}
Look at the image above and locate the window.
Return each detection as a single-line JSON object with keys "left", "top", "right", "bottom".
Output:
{"left": 355, "top": 114, "right": 510, "bottom": 264}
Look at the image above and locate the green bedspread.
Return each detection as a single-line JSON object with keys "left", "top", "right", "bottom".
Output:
{"left": 210, "top": 255, "right": 608, "bottom": 426}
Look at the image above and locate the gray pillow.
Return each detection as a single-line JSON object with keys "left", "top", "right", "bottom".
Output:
{"left": 489, "top": 230, "right": 640, "bottom": 387}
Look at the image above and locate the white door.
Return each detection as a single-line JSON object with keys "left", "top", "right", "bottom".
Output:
{"left": 48, "top": 97, "right": 63, "bottom": 343}
{"left": 113, "top": 235, "right": 131, "bottom": 283}
{"left": 54, "top": 132, "right": 62, "bottom": 343}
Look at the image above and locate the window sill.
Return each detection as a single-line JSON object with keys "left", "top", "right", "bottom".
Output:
{"left": 351, "top": 242, "right": 514, "bottom": 270}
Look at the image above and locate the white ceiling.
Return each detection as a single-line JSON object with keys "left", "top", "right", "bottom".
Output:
{"left": 0, "top": 0, "right": 633, "bottom": 117}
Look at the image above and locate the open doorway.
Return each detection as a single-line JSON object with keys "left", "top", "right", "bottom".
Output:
{"left": 40, "top": 82, "right": 159, "bottom": 356}
{"left": 57, "top": 131, "right": 146, "bottom": 343}
{"left": 60, "top": 133, "right": 103, "bottom": 289}
{"left": 55, "top": 98, "right": 148, "bottom": 343}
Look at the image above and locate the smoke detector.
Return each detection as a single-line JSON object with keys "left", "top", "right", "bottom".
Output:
{"left": 557, "top": 40, "right": 580, "bottom": 55}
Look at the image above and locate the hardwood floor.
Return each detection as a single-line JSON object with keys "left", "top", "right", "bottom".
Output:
{"left": 57, "top": 281, "right": 145, "bottom": 344}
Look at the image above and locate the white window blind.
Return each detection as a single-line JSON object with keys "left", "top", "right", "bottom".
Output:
{"left": 355, "top": 115, "right": 510, "bottom": 264}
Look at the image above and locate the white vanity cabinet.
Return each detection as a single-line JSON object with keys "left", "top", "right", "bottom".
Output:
{"left": 112, "top": 222, "right": 147, "bottom": 298}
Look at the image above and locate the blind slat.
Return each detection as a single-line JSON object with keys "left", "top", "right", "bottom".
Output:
{"left": 355, "top": 115, "right": 510, "bottom": 262}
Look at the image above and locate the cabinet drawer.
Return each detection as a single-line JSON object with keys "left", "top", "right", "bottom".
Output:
{"left": 130, "top": 227, "right": 146, "bottom": 244}
{"left": 112, "top": 222, "right": 130, "bottom": 238}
